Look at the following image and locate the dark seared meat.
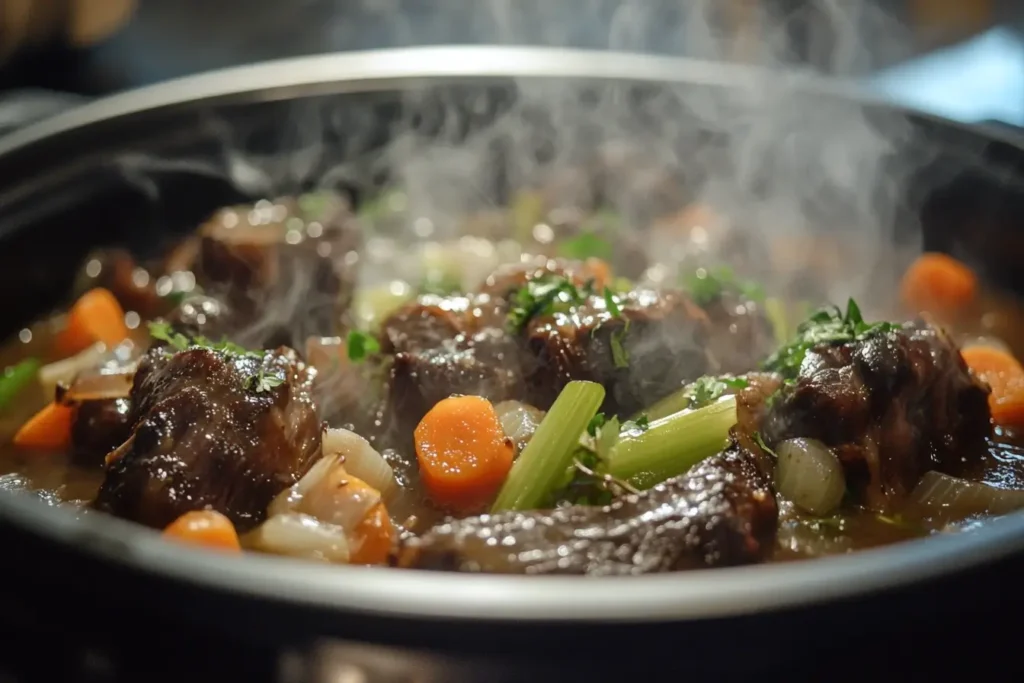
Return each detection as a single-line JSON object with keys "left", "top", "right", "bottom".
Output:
{"left": 702, "top": 294, "right": 776, "bottom": 375}
{"left": 92, "top": 346, "right": 321, "bottom": 531}
{"left": 522, "top": 288, "right": 710, "bottom": 415}
{"left": 70, "top": 398, "right": 132, "bottom": 468}
{"left": 192, "top": 196, "right": 361, "bottom": 347}
{"left": 761, "top": 323, "right": 991, "bottom": 512}
{"left": 381, "top": 259, "right": 711, "bottom": 426}
{"left": 394, "top": 444, "right": 777, "bottom": 575}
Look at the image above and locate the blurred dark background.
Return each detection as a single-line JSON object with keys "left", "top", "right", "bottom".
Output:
{"left": 0, "top": 0, "right": 1021, "bottom": 129}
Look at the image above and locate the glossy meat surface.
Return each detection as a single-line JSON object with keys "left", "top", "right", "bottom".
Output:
{"left": 762, "top": 322, "right": 991, "bottom": 511}
{"left": 70, "top": 398, "right": 132, "bottom": 468}
{"left": 394, "top": 445, "right": 777, "bottom": 575}
{"left": 92, "top": 346, "right": 321, "bottom": 531}
{"left": 382, "top": 259, "right": 712, "bottom": 427}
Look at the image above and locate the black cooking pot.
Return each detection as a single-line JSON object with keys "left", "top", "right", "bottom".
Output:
{"left": 0, "top": 47, "right": 1023, "bottom": 682}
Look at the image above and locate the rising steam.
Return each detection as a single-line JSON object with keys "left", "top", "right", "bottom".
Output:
{"left": 112, "top": 0, "right": 929, "bottom": 345}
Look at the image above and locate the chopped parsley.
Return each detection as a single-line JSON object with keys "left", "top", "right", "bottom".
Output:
{"left": 147, "top": 321, "right": 279, "bottom": 391}
{"left": 245, "top": 369, "right": 285, "bottom": 393}
{"left": 586, "top": 412, "right": 607, "bottom": 437}
{"left": 558, "top": 232, "right": 613, "bottom": 261}
{"left": 753, "top": 431, "right": 777, "bottom": 458}
{"left": 761, "top": 298, "right": 900, "bottom": 380}
{"left": 682, "top": 375, "right": 749, "bottom": 410}
{"left": 506, "top": 274, "right": 594, "bottom": 332}
{"left": 622, "top": 414, "right": 650, "bottom": 434}
{"left": 346, "top": 330, "right": 380, "bottom": 362}
{"left": 683, "top": 265, "right": 765, "bottom": 307}
{"left": 549, "top": 411, "right": 642, "bottom": 506}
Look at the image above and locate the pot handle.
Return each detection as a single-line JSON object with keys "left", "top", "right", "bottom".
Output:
{"left": 0, "top": 89, "right": 88, "bottom": 137}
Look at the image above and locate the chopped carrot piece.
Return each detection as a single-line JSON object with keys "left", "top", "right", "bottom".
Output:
{"left": 55, "top": 288, "right": 129, "bottom": 358}
{"left": 349, "top": 502, "right": 395, "bottom": 565}
{"left": 163, "top": 510, "right": 241, "bottom": 552}
{"left": 414, "top": 395, "right": 515, "bottom": 512}
{"left": 581, "top": 258, "right": 612, "bottom": 290}
{"left": 901, "top": 252, "right": 977, "bottom": 316}
{"left": 12, "top": 402, "right": 74, "bottom": 450}
{"left": 962, "top": 345, "right": 1024, "bottom": 428}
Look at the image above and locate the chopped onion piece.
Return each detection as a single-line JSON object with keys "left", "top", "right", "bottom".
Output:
{"left": 62, "top": 369, "right": 135, "bottom": 403}
{"left": 300, "top": 462, "right": 381, "bottom": 532}
{"left": 494, "top": 400, "right": 545, "bottom": 453}
{"left": 322, "top": 427, "right": 395, "bottom": 496}
{"left": 775, "top": 438, "right": 846, "bottom": 516}
{"left": 268, "top": 453, "right": 341, "bottom": 518}
{"left": 245, "top": 513, "right": 350, "bottom": 563}
{"left": 911, "top": 471, "right": 1024, "bottom": 525}
{"left": 38, "top": 343, "right": 107, "bottom": 397}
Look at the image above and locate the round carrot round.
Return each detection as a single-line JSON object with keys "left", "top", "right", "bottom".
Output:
{"left": 901, "top": 252, "right": 977, "bottom": 316}
{"left": 961, "top": 345, "right": 1024, "bottom": 428}
{"left": 163, "top": 510, "right": 241, "bottom": 552}
{"left": 349, "top": 502, "right": 395, "bottom": 565}
{"left": 55, "top": 288, "right": 129, "bottom": 357}
{"left": 414, "top": 395, "right": 515, "bottom": 512}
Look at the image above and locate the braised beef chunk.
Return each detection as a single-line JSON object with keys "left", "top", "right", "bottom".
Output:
{"left": 92, "top": 346, "right": 321, "bottom": 531}
{"left": 394, "top": 444, "right": 777, "bottom": 575}
{"left": 70, "top": 398, "right": 132, "bottom": 467}
{"left": 380, "top": 259, "right": 711, "bottom": 426}
{"left": 761, "top": 323, "right": 991, "bottom": 512}
{"left": 192, "top": 195, "right": 361, "bottom": 347}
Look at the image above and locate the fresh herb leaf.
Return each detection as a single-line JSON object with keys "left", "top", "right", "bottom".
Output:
{"left": 346, "top": 330, "right": 380, "bottom": 363}
{"left": 594, "top": 415, "right": 621, "bottom": 461}
{"left": 681, "top": 375, "right": 749, "bottom": 410}
{"left": 602, "top": 287, "right": 623, "bottom": 318}
{"left": 761, "top": 298, "right": 900, "bottom": 379}
{"left": 610, "top": 327, "right": 630, "bottom": 368}
{"left": 586, "top": 412, "right": 607, "bottom": 437}
{"left": 558, "top": 232, "right": 613, "bottom": 261}
{"left": 148, "top": 321, "right": 191, "bottom": 352}
{"left": 621, "top": 414, "right": 650, "bottom": 434}
{"left": 753, "top": 431, "right": 777, "bottom": 458}
{"left": 506, "top": 274, "right": 593, "bottom": 332}
{"left": 245, "top": 369, "right": 285, "bottom": 393}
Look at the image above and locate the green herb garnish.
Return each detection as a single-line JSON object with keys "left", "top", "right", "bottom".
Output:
{"left": 682, "top": 375, "right": 749, "bottom": 410}
{"left": 148, "top": 321, "right": 191, "bottom": 352}
{"left": 762, "top": 298, "right": 900, "bottom": 380}
{"left": 245, "top": 369, "right": 285, "bottom": 393}
{"left": 586, "top": 412, "right": 607, "bottom": 437}
{"left": 610, "top": 328, "right": 629, "bottom": 368}
{"left": 506, "top": 274, "right": 593, "bottom": 332}
{"left": 346, "top": 330, "right": 381, "bottom": 362}
{"left": 558, "top": 232, "right": 613, "bottom": 261}
{"left": 684, "top": 265, "right": 765, "bottom": 307}
{"left": 622, "top": 414, "right": 650, "bottom": 434}
{"left": 753, "top": 431, "right": 777, "bottom": 458}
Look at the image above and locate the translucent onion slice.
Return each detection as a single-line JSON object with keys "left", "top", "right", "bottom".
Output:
{"left": 38, "top": 343, "right": 107, "bottom": 397}
{"left": 245, "top": 513, "right": 350, "bottom": 564}
{"left": 322, "top": 427, "right": 395, "bottom": 496}
{"left": 299, "top": 462, "right": 381, "bottom": 533}
{"left": 775, "top": 438, "right": 846, "bottom": 516}
{"left": 62, "top": 369, "right": 135, "bottom": 403}
{"left": 494, "top": 400, "right": 545, "bottom": 454}
{"left": 267, "top": 453, "right": 341, "bottom": 518}
{"left": 911, "top": 471, "right": 1024, "bottom": 525}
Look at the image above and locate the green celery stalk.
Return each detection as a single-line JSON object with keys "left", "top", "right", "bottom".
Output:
{"left": 491, "top": 380, "right": 605, "bottom": 512}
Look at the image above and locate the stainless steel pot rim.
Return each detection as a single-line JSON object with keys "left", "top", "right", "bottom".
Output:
{"left": 5, "top": 478, "right": 1024, "bottom": 622}
{"left": 1, "top": 45, "right": 1022, "bottom": 158}
{"left": 0, "top": 45, "right": 1022, "bottom": 622}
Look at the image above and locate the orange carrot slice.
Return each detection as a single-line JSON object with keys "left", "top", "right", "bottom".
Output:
{"left": 414, "top": 395, "right": 515, "bottom": 512}
{"left": 962, "top": 345, "right": 1024, "bottom": 428}
{"left": 55, "top": 288, "right": 129, "bottom": 358}
{"left": 349, "top": 502, "right": 395, "bottom": 565}
{"left": 901, "top": 252, "right": 977, "bottom": 316}
{"left": 163, "top": 510, "right": 241, "bottom": 552}
{"left": 12, "top": 402, "right": 74, "bottom": 450}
